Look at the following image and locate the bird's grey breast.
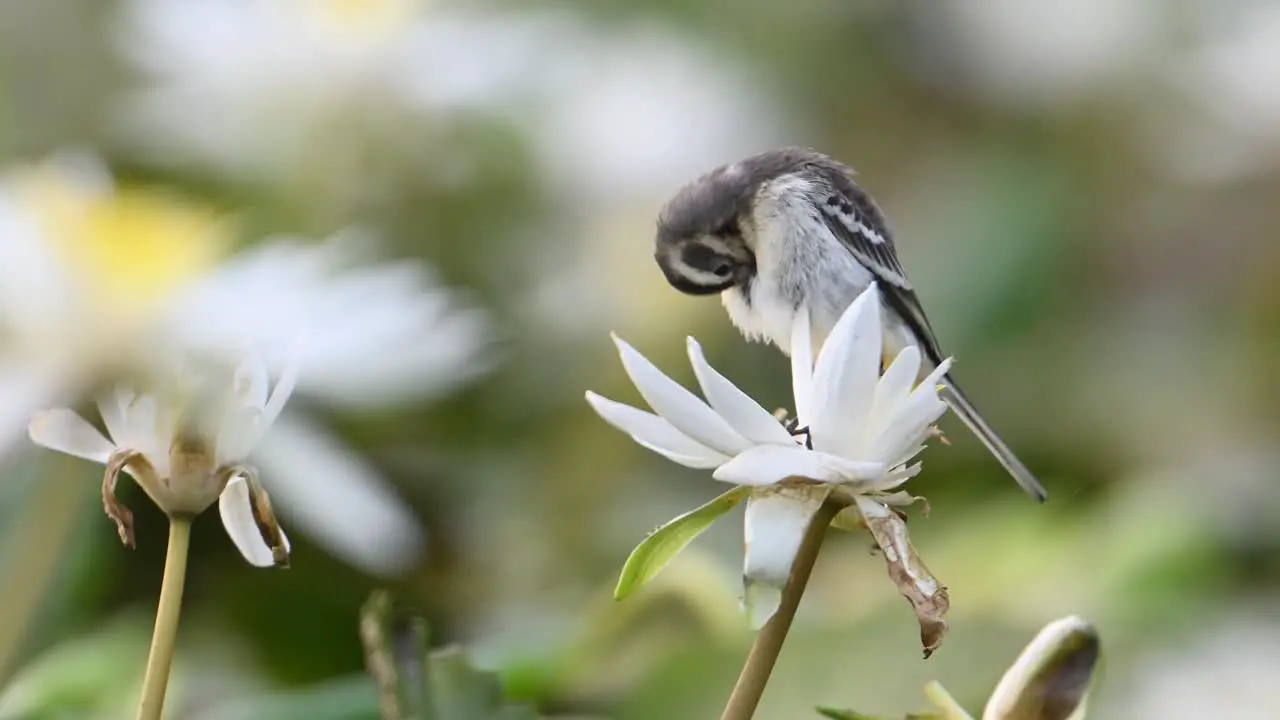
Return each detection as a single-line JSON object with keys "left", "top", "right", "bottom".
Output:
{"left": 721, "top": 173, "right": 874, "bottom": 351}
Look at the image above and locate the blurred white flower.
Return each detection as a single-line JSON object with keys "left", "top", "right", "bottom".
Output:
{"left": 114, "top": 1, "right": 782, "bottom": 201}
{"left": 587, "top": 284, "right": 950, "bottom": 626}
{"left": 0, "top": 153, "right": 230, "bottom": 442}
{"left": 903, "top": 0, "right": 1158, "bottom": 108}
{"left": 29, "top": 354, "right": 295, "bottom": 567}
{"left": 0, "top": 154, "right": 492, "bottom": 575}
{"left": 1110, "top": 613, "right": 1280, "bottom": 720}
{"left": 518, "top": 23, "right": 784, "bottom": 205}
{"left": 114, "top": 0, "right": 427, "bottom": 181}
{"left": 1150, "top": 3, "right": 1280, "bottom": 180}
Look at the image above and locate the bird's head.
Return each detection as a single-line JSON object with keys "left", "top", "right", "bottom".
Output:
{"left": 654, "top": 148, "right": 833, "bottom": 295}
{"left": 654, "top": 159, "right": 762, "bottom": 295}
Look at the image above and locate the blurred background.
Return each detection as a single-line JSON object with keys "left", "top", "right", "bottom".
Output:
{"left": 0, "top": 0, "right": 1278, "bottom": 717}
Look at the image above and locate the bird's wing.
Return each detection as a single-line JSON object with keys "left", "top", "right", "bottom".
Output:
{"left": 813, "top": 180, "right": 947, "bottom": 364}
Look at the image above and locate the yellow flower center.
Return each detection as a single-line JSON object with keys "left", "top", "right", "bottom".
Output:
{"left": 18, "top": 173, "right": 228, "bottom": 313}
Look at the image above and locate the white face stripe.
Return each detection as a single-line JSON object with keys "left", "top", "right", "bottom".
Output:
{"left": 663, "top": 234, "right": 748, "bottom": 287}
{"left": 697, "top": 233, "right": 750, "bottom": 260}
{"left": 678, "top": 265, "right": 731, "bottom": 286}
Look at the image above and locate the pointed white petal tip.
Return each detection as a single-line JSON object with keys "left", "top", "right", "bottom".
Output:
{"left": 918, "top": 360, "right": 952, "bottom": 396}
{"left": 611, "top": 333, "right": 752, "bottom": 456}
{"left": 686, "top": 336, "right": 794, "bottom": 446}
{"left": 585, "top": 391, "right": 728, "bottom": 468}
{"left": 809, "top": 282, "right": 883, "bottom": 457}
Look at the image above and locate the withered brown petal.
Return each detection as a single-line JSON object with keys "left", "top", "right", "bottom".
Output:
{"left": 859, "top": 498, "right": 950, "bottom": 658}
{"left": 103, "top": 448, "right": 156, "bottom": 548}
{"left": 241, "top": 466, "right": 290, "bottom": 568}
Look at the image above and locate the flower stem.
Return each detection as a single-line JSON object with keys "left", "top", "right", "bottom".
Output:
{"left": 137, "top": 516, "right": 193, "bottom": 720}
{"left": 719, "top": 500, "right": 842, "bottom": 720}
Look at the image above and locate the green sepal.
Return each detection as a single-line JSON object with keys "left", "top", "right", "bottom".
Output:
{"left": 614, "top": 486, "right": 750, "bottom": 600}
{"left": 817, "top": 704, "right": 947, "bottom": 720}
{"left": 816, "top": 707, "right": 894, "bottom": 719}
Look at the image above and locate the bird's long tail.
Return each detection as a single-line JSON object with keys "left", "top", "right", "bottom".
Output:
{"left": 938, "top": 378, "right": 1047, "bottom": 502}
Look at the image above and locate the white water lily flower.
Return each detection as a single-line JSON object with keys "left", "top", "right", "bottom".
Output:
{"left": 0, "top": 154, "right": 491, "bottom": 575}
{"left": 28, "top": 354, "right": 295, "bottom": 567}
{"left": 587, "top": 284, "right": 951, "bottom": 627}
{"left": 1151, "top": 3, "right": 1280, "bottom": 180}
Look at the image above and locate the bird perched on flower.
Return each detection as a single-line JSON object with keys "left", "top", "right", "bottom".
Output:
{"left": 653, "top": 147, "right": 1047, "bottom": 501}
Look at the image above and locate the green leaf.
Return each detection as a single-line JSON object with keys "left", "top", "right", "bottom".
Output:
{"left": 614, "top": 486, "right": 750, "bottom": 600}
{"left": 816, "top": 708, "right": 946, "bottom": 720}
{"left": 923, "top": 681, "right": 976, "bottom": 720}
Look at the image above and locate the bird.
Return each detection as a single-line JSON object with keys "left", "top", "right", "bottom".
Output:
{"left": 653, "top": 147, "right": 1047, "bottom": 501}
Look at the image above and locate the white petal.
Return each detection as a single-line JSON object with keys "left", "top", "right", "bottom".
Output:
{"left": 152, "top": 396, "right": 175, "bottom": 476}
{"left": 713, "top": 445, "right": 885, "bottom": 487}
{"left": 126, "top": 395, "right": 164, "bottom": 473}
{"left": 0, "top": 206, "right": 73, "bottom": 332}
{"left": 859, "top": 346, "right": 922, "bottom": 459}
{"left": 97, "top": 392, "right": 131, "bottom": 449}
{"left": 809, "top": 285, "right": 882, "bottom": 456}
{"left": 0, "top": 360, "right": 68, "bottom": 460}
{"left": 872, "top": 358, "right": 953, "bottom": 465}
{"left": 876, "top": 409, "right": 945, "bottom": 470}
{"left": 233, "top": 353, "right": 269, "bottom": 409}
{"left": 250, "top": 413, "right": 424, "bottom": 576}
{"left": 877, "top": 427, "right": 939, "bottom": 472}
{"left": 789, "top": 307, "right": 814, "bottom": 426}
{"left": 258, "top": 359, "right": 299, "bottom": 432}
{"left": 28, "top": 409, "right": 116, "bottom": 464}
{"left": 171, "top": 233, "right": 491, "bottom": 409}
{"left": 234, "top": 358, "right": 300, "bottom": 456}
{"left": 215, "top": 407, "right": 260, "bottom": 465}
{"left": 743, "top": 491, "right": 825, "bottom": 629}
{"left": 218, "top": 475, "right": 279, "bottom": 568}
{"left": 686, "top": 338, "right": 793, "bottom": 446}
{"left": 611, "top": 335, "right": 751, "bottom": 455}
{"left": 585, "top": 391, "right": 729, "bottom": 469}
{"left": 916, "top": 358, "right": 953, "bottom": 399}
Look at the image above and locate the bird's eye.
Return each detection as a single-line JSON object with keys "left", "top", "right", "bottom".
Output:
{"left": 711, "top": 262, "right": 733, "bottom": 277}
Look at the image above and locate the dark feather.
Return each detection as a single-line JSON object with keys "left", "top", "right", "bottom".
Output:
{"left": 800, "top": 155, "right": 947, "bottom": 365}
{"left": 798, "top": 153, "right": 1048, "bottom": 501}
